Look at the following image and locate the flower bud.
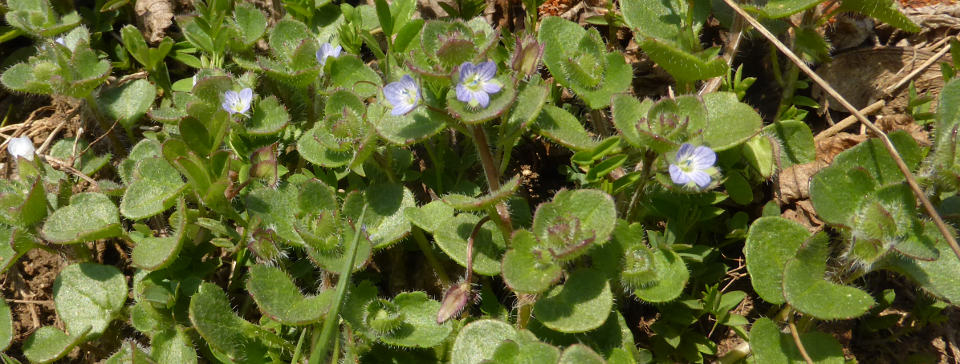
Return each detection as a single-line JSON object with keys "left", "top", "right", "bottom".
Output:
{"left": 7, "top": 136, "right": 36, "bottom": 161}
{"left": 511, "top": 34, "right": 543, "bottom": 77}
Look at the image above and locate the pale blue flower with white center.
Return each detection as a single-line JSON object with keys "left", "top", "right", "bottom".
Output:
{"left": 54, "top": 37, "right": 65, "bottom": 46}
{"left": 316, "top": 43, "right": 342, "bottom": 67}
{"left": 669, "top": 143, "right": 716, "bottom": 189}
{"left": 7, "top": 136, "right": 36, "bottom": 161}
{"left": 455, "top": 61, "right": 502, "bottom": 108}
{"left": 383, "top": 75, "right": 420, "bottom": 116}
{"left": 222, "top": 88, "right": 253, "bottom": 116}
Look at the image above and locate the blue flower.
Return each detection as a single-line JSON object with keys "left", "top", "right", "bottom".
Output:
{"left": 316, "top": 43, "right": 342, "bottom": 67}
{"left": 455, "top": 61, "right": 502, "bottom": 108}
{"left": 669, "top": 143, "right": 716, "bottom": 189}
{"left": 222, "top": 88, "right": 253, "bottom": 116}
{"left": 383, "top": 75, "right": 420, "bottom": 116}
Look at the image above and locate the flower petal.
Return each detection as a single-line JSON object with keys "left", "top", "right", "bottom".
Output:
{"left": 477, "top": 61, "right": 497, "bottom": 80}
{"left": 459, "top": 62, "right": 475, "bottom": 81}
{"left": 689, "top": 171, "right": 712, "bottom": 189}
{"left": 481, "top": 79, "right": 502, "bottom": 94}
{"left": 669, "top": 164, "right": 689, "bottom": 185}
{"left": 675, "top": 143, "right": 694, "bottom": 161}
{"left": 474, "top": 90, "right": 490, "bottom": 108}
{"left": 391, "top": 101, "right": 415, "bottom": 115}
{"left": 7, "top": 136, "right": 35, "bottom": 161}
{"left": 691, "top": 146, "right": 716, "bottom": 168}
{"left": 456, "top": 84, "right": 471, "bottom": 103}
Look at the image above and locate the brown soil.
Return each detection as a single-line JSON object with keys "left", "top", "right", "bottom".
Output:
{"left": 2, "top": 249, "right": 63, "bottom": 359}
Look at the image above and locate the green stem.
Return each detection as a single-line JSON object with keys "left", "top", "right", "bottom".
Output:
{"left": 625, "top": 151, "right": 657, "bottom": 221}
{"left": 309, "top": 205, "right": 367, "bottom": 364}
{"left": 372, "top": 150, "right": 398, "bottom": 183}
{"left": 469, "top": 125, "right": 514, "bottom": 238}
{"left": 588, "top": 108, "right": 612, "bottom": 137}
{"left": 413, "top": 227, "right": 451, "bottom": 286}
{"left": 290, "top": 329, "right": 307, "bottom": 364}
{"left": 424, "top": 140, "right": 445, "bottom": 194}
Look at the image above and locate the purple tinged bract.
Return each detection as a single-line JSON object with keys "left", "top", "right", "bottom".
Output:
{"left": 222, "top": 88, "right": 253, "bottom": 116}
{"left": 383, "top": 75, "right": 420, "bottom": 116}
{"left": 455, "top": 61, "right": 502, "bottom": 108}
{"left": 316, "top": 43, "right": 342, "bottom": 67}
{"left": 669, "top": 143, "right": 716, "bottom": 189}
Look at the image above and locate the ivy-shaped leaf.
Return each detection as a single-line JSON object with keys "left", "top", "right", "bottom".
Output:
{"left": 501, "top": 229, "right": 563, "bottom": 294}
{"left": 534, "top": 268, "right": 613, "bottom": 333}
{"left": 451, "top": 319, "right": 518, "bottom": 364}
{"left": 744, "top": 217, "right": 809, "bottom": 305}
{"left": 434, "top": 213, "right": 507, "bottom": 276}
{"left": 189, "top": 282, "right": 269, "bottom": 362}
{"left": 750, "top": 317, "right": 845, "bottom": 364}
{"left": 378, "top": 292, "right": 453, "bottom": 348}
{"left": 121, "top": 157, "right": 186, "bottom": 220}
{"left": 54, "top": 263, "right": 127, "bottom": 336}
{"left": 782, "top": 233, "right": 875, "bottom": 319}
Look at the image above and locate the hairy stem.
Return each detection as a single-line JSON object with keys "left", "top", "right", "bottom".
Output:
{"left": 469, "top": 125, "right": 514, "bottom": 237}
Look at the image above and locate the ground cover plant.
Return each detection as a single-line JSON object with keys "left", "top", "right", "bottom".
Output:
{"left": 0, "top": 0, "right": 959, "bottom": 362}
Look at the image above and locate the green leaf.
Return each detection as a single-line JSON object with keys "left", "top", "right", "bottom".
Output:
{"left": 404, "top": 200, "right": 455, "bottom": 233}
{"left": 743, "top": 135, "right": 776, "bottom": 178}
{"left": 640, "top": 39, "right": 726, "bottom": 82}
{"left": 632, "top": 247, "right": 689, "bottom": 303}
{"left": 329, "top": 54, "right": 382, "bottom": 98}
{"left": 500, "top": 78, "right": 550, "bottom": 147}
{"left": 151, "top": 327, "right": 198, "bottom": 364}
{"left": 379, "top": 292, "right": 453, "bottom": 348}
{"left": 692, "top": 92, "right": 763, "bottom": 151}
{"left": 1, "top": 62, "right": 53, "bottom": 95}
{"left": 189, "top": 282, "right": 268, "bottom": 362}
{"left": 838, "top": 0, "right": 921, "bottom": 32}
{"left": 620, "top": 0, "right": 707, "bottom": 41}
{"left": 297, "top": 124, "right": 354, "bottom": 168}
{"left": 744, "top": 217, "right": 809, "bottom": 305}
{"left": 829, "top": 132, "right": 922, "bottom": 186}
{"left": 893, "top": 219, "right": 940, "bottom": 261}
{"left": 724, "top": 170, "right": 753, "bottom": 205}
{"left": 935, "top": 78, "right": 960, "bottom": 152}
{"left": 0, "top": 298, "right": 11, "bottom": 351}
{"left": 761, "top": 0, "right": 825, "bottom": 18}
{"left": 41, "top": 192, "right": 122, "bottom": 244}
{"left": 246, "top": 264, "right": 334, "bottom": 325}
{"left": 809, "top": 166, "right": 877, "bottom": 226}
{"left": 487, "top": 335, "right": 560, "bottom": 364}
{"left": 0, "top": 227, "right": 38, "bottom": 274}
{"left": 444, "top": 175, "right": 521, "bottom": 211}
{"left": 268, "top": 19, "right": 312, "bottom": 60}
{"left": 341, "top": 184, "right": 415, "bottom": 249}
{"left": 538, "top": 17, "right": 630, "bottom": 109}
{"left": 371, "top": 103, "right": 448, "bottom": 145}
{"left": 22, "top": 326, "right": 91, "bottom": 364}
{"left": 558, "top": 344, "right": 605, "bottom": 364}
{"left": 434, "top": 213, "right": 508, "bottom": 276}
{"left": 749, "top": 317, "right": 845, "bottom": 364}
{"left": 527, "top": 310, "right": 635, "bottom": 359}
{"left": 54, "top": 263, "right": 127, "bottom": 336}
{"left": 246, "top": 184, "right": 305, "bottom": 247}
{"left": 783, "top": 233, "right": 875, "bottom": 319}
{"left": 102, "top": 341, "right": 156, "bottom": 364}
{"left": 535, "top": 105, "right": 599, "bottom": 152}
{"left": 244, "top": 96, "right": 289, "bottom": 135}
{"left": 534, "top": 268, "right": 613, "bottom": 333}
{"left": 532, "top": 189, "right": 617, "bottom": 247}
{"left": 765, "top": 120, "right": 815, "bottom": 168}
{"left": 98, "top": 79, "right": 156, "bottom": 131}
{"left": 611, "top": 94, "right": 660, "bottom": 150}
{"left": 374, "top": 0, "right": 393, "bottom": 35}
{"left": 130, "top": 198, "right": 188, "bottom": 270}
{"left": 120, "top": 157, "right": 186, "bottom": 220}
{"left": 884, "top": 225, "right": 960, "bottom": 304}
{"left": 233, "top": 3, "right": 267, "bottom": 47}
{"left": 501, "top": 229, "right": 563, "bottom": 293}
{"left": 451, "top": 319, "right": 518, "bottom": 364}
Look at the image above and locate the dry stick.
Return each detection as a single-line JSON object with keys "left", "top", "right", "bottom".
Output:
{"left": 40, "top": 154, "right": 100, "bottom": 190}
{"left": 699, "top": 14, "right": 745, "bottom": 95}
{"left": 723, "top": 0, "right": 960, "bottom": 262}
{"left": 787, "top": 315, "right": 815, "bottom": 364}
{"left": 814, "top": 100, "right": 885, "bottom": 143}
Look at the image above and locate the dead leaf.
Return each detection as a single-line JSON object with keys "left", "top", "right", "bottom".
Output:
{"left": 816, "top": 132, "right": 867, "bottom": 164}
{"left": 874, "top": 113, "right": 931, "bottom": 146}
{"left": 781, "top": 200, "right": 823, "bottom": 232}
{"left": 777, "top": 160, "right": 827, "bottom": 204}
{"left": 135, "top": 0, "right": 174, "bottom": 44}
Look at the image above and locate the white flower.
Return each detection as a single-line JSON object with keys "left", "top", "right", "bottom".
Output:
{"left": 316, "top": 43, "right": 343, "bottom": 67}
{"left": 54, "top": 37, "right": 65, "bottom": 46}
{"left": 668, "top": 143, "right": 716, "bottom": 189}
{"left": 383, "top": 75, "right": 420, "bottom": 116}
{"left": 7, "top": 136, "right": 36, "bottom": 161}
{"left": 222, "top": 88, "right": 253, "bottom": 116}
{"left": 455, "top": 61, "right": 502, "bottom": 108}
